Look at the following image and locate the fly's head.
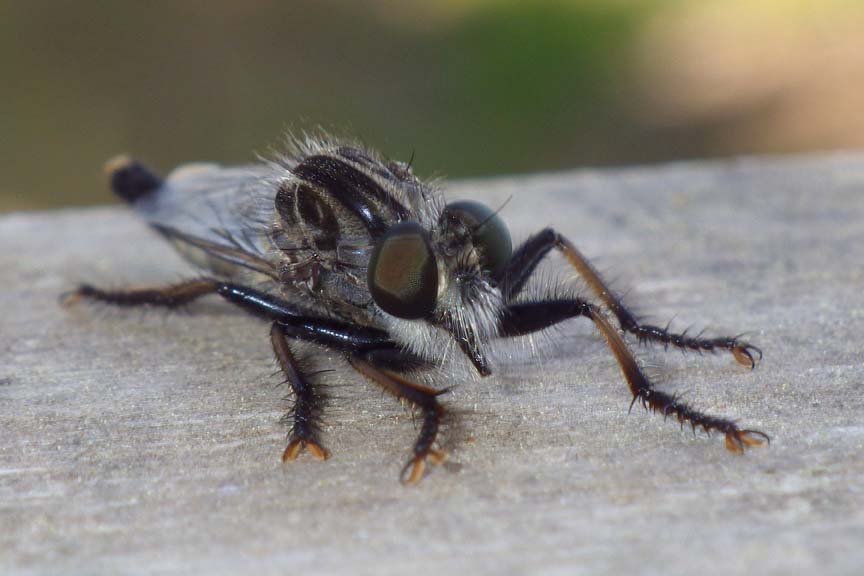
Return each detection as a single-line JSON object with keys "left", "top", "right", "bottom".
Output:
{"left": 367, "top": 196, "right": 513, "bottom": 375}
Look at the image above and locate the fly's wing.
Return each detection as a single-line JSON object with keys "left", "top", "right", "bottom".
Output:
{"left": 128, "top": 162, "right": 280, "bottom": 282}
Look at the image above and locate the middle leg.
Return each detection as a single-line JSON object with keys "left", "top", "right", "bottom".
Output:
{"left": 270, "top": 322, "right": 329, "bottom": 461}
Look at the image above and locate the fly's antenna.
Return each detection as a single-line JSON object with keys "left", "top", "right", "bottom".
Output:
{"left": 104, "top": 155, "right": 163, "bottom": 204}
{"left": 406, "top": 149, "right": 416, "bottom": 172}
{"left": 472, "top": 195, "right": 512, "bottom": 234}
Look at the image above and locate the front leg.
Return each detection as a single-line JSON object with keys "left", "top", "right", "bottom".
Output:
{"left": 502, "top": 229, "right": 761, "bottom": 368}
{"left": 349, "top": 349, "right": 447, "bottom": 485}
{"left": 500, "top": 300, "right": 769, "bottom": 453}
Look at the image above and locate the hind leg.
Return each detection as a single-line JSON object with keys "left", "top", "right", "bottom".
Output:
{"left": 62, "top": 278, "right": 219, "bottom": 308}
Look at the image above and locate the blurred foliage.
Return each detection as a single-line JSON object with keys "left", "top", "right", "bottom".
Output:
{"left": 2, "top": 0, "right": 862, "bottom": 211}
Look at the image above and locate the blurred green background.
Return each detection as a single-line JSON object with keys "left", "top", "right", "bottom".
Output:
{"left": 3, "top": 0, "right": 863, "bottom": 211}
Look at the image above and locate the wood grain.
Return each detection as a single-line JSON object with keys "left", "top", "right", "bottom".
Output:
{"left": 2, "top": 153, "right": 863, "bottom": 575}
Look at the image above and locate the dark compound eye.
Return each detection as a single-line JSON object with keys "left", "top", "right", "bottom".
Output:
{"left": 444, "top": 200, "right": 513, "bottom": 279}
{"left": 368, "top": 221, "right": 439, "bottom": 319}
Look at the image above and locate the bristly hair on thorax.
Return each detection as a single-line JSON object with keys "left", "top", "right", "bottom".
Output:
{"left": 261, "top": 134, "right": 506, "bottom": 369}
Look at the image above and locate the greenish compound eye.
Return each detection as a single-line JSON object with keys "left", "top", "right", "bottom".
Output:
{"left": 444, "top": 200, "right": 513, "bottom": 279}
{"left": 368, "top": 221, "right": 439, "bottom": 319}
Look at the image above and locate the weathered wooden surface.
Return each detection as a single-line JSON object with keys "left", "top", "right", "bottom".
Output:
{"left": 1, "top": 154, "right": 863, "bottom": 575}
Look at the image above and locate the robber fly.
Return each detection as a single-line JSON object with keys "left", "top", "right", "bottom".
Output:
{"left": 64, "top": 135, "right": 768, "bottom": 485}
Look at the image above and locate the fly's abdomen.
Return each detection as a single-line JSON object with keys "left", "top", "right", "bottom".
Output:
{"left": 105, "top": 156, "right": 163, "bottom": 204}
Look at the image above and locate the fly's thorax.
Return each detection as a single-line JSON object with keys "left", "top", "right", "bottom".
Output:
{"left": 268, "top": 139, "right": 513, "bottom": 373}
{"left": 260, "top": 142, "right": 436, "bottom": 329}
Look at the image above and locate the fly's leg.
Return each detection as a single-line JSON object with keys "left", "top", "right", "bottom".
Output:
{"left": 67, "top": 280, "right": 402, "bottom": 464}
{"left": 62, "top": 278, "right": 219, "bottom": 308}
{"left": 66, "top": 280, "right": 395, "bottom": 351}
{"left": 350, "top": 351, "right": 447, "bottom": 486}
{"left": 271, "top": 323, "right": 329, "bottom": 461}
{"left": 500, "top": 300, "right": 769, "bottom": 453}
{"left": 501, "top": 229, "right": 761, "bottom": 368}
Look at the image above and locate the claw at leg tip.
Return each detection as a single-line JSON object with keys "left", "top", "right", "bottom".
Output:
{"left": 306, "top": 441, "right": 330, "bottom": 461}
{"left": 282, "top": 438, "right": 330, "bottom": 462}
{"left": 732, "top": 347, "right": 757, "bottom": 370}
{"left": 401, "top": 458, "right": 426, "bottom": 486}
{"left": 427, "top": 449, "right": 447, "bottom": 466}
{"left": 725, "top": 430, "right": 768, "bottom": 454}
{"left": 400, "top": 450, "right": 447, "bottom": 485}
{"left": 282, "top": 440, "right": 302, "bottom": 462}
{"left": 59, "top": 290, "right": 82, "bottom": 308}
{"left": 725, "top": 434, "right": 745, "bottom": 454}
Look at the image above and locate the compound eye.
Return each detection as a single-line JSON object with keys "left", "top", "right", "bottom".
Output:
{"left": 444, "top": 200, "right": 513, "bottom": 279}
{"left": 368, "top": 221, "right": 439, "bottom": 319}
